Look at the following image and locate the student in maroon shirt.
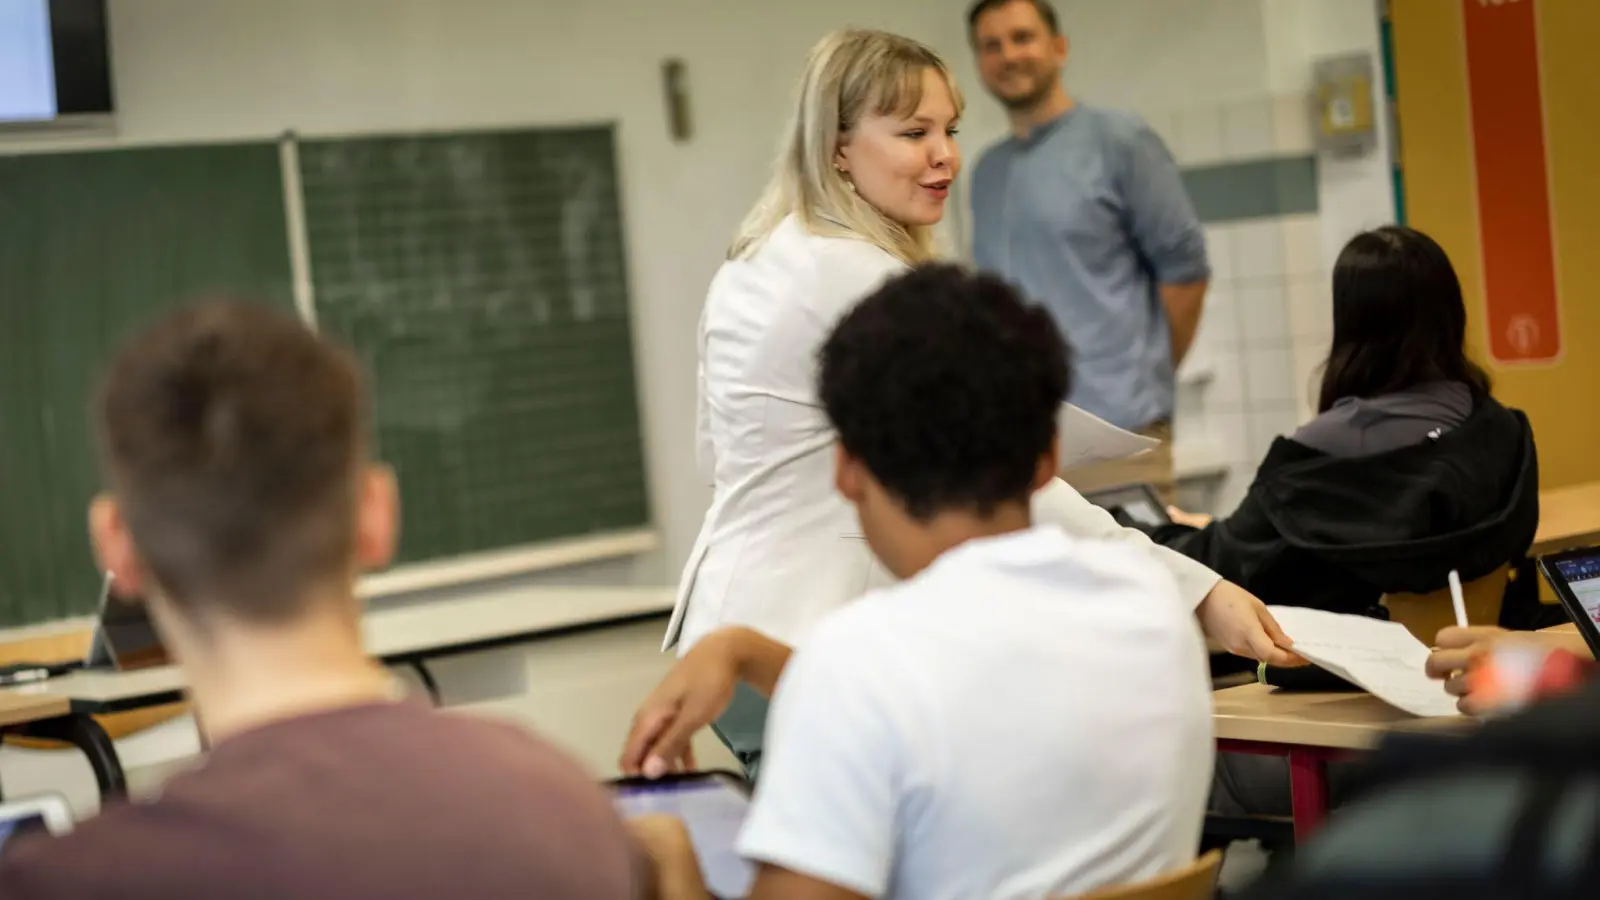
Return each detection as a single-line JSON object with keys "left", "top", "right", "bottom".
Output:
{"left": 0, "top": 303, "right": 651, "bottom": 900}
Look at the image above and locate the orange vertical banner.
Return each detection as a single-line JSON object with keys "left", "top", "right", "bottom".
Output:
{"left": 1462, "top": 0, "right": 1562, "bottom": 364}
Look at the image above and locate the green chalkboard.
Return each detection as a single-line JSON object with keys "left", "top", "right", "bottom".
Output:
{"left": 297, "top": 126, "right": 651, "bottom": 566}
{"left": 0, "top": 142, "right": 294, "bottom": 626}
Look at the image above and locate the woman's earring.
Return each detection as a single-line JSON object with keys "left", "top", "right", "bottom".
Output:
{"left": 835, "top": 165, "right": 857, "bottom": 194}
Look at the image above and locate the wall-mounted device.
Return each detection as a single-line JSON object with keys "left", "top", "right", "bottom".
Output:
{"left": 1312, "top": 52, "right": 1377, "bottom": 157}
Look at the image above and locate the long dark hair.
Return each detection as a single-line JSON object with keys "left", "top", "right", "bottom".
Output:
{"left": 1317, "top": 226, "right": 1492, "bottom": 413}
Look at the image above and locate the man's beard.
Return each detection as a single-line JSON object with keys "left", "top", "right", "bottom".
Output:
{"left": 996, "top": 70, "right": 1056, "bottom": 112}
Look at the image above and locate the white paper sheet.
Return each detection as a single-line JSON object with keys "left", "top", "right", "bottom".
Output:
{"left": 1267, "top": 606, "right": 1463, "bottom": 718}
{"left": 1057, "top": 404, "right": 1159, "bottom": 469}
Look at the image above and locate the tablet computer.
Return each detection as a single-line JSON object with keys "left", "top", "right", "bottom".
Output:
{"left": 610, "top": 771, "right": 753, "bottom": 900}
{"left": 0, "top": 793, "right": 73, "bottom": 858}
{"left": 1082, "top": 483, "right": 1171, "bottom": 529}
{"left": 1537, "top": 546, "right": 1600, "bottom": 656}
{"left": 84, "top": 572, "right": 170, "bottom": 672}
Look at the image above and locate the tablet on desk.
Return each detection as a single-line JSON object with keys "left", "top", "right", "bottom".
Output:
{"left": 610, "top": 771, "right": 753, "bottom": 900}
{"left": 1082, "top": 483, "right": 1171, "bottom": 529}
{"left": 84, "top": 573, "right": 170, "bottom": 672}
{"left": 1537, "top": 546, "right": 1600, "bottom": 656}
{"left": 0, "top": 793, "right": 73, "bottom": 858}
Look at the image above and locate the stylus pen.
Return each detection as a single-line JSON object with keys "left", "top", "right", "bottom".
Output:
{"left": 0, "top": 668, "right": 52, "bottom": 686}
{"left": 1448, "top": 569, "right": 1469, "bottom": 629}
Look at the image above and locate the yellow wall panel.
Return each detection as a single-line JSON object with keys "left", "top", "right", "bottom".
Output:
{"left": 1391, "top": 0, "right": 1600, "bottom": 487}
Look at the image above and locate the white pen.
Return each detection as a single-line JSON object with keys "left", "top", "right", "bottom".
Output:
{"left": 1448, "top": 569, "right": 1468, "bottom": 629}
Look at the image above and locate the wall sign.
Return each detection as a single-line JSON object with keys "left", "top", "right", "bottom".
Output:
{"left": 1462, "top": 0, "right": 1563, "bottom": 364}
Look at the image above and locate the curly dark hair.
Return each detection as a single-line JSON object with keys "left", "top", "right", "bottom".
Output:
{"left": 818, "top": 264, "right": 1071, "bottom": 521}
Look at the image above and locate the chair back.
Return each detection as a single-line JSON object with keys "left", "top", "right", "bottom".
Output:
{"left": 1383, "top": 565, "right": 1510, "bottom": 644}
{"left": 1063, "top": 850, "right": 1223, "bottom": 900}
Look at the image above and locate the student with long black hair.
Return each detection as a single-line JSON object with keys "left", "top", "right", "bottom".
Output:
{"left": 1157, "top": 226, "right": 1539, "bottom": 820}
{"left": 1158, "top": 226, "right": 1539, "bottom": 623}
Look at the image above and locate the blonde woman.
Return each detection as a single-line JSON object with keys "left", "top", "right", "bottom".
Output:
{"left": 633, "top": 29, "right": 1298, "bottom": 782}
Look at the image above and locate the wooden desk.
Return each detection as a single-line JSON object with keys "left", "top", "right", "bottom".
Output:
{"left": 12, "top": 585, "right": 674, "bottom": 800}
{"left": 1534, "top": 481, "right": 1600, "bottom": 555}
{"left": 0, "top": 691, "right": 68, "bottom": 729}
{"left": 1213, "top": 684, "right": 1469, "bottom": 837}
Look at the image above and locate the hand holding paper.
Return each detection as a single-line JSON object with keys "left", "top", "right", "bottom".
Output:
{"left": 1266, "top": 606, "right": 1462, "bottom": 718}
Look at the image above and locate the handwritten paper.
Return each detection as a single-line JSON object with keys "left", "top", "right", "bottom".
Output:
{"left": 1057, "top": 404, "right": 1159, "bottom": 469}
{"left": 1267, "top": 606, "right": 1462, "bottom": 718}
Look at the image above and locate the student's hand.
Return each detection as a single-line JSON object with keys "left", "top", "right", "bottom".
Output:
{"left": 620, "top": 632, "right": 739, "bottom": 778}
{"left": 629, "top": 815, "right": 711, "bottom": 900}
{"left": 1196, "top": 580, "right": 1305, "bottom": 667}
{"left": 1426, "top": 626, "right": 1506, "bottom": 714}
{"left": 1426, "top": 626, "right": 1594, "bottom": 714}
{"left": 1166, "top": 506, "right": 1213, "bottom": 529}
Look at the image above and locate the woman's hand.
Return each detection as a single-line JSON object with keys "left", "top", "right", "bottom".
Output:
{"left": 620, "top": 631, "right": 742, "bottom": 778}
{"left": 1195, "top": 580, "right": 1304, "bottom": 667}
{"left": 1167, "top": 506, "right": 1213, "bottom": 529}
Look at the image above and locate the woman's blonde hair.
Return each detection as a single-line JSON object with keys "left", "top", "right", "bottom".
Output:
{"left": 729, "top": 29, "right": 964, "bottom": 265}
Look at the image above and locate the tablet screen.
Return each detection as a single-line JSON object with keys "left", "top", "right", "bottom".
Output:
{"left": 0, "top": 795, "right": 71, "bottom": 858}
{"left": 613, "top": 775, "right": 753, "bottom": 899}
{"left": 1553, "top": 554, "right": 1600, "bottom": 624}
{"left": 0, "top": 812, "right": 45, "bottom": 855}
{"left": 101, "top": 596, "right": 169, "bottom": 669}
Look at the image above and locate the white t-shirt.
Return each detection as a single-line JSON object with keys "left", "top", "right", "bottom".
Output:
{"left": 738, "top": 525, "right": 1213, "bottom": 900}
{"left": 665, "top": 214, "right": 1220, "bottom": 654}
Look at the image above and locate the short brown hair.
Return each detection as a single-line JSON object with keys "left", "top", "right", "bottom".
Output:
{"left": 96, "top": 302, "right": 368, "bottom": 623}
{"left": 966, "top": 0, "right": 1060, "bottom": 37}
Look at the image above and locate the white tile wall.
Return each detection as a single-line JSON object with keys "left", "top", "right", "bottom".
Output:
{"left": 1221, "top": 97, "right": 1277, "bottom": 159}
{"left": 1287, "top": 274, "right": 1332, "bottom": 340}
{"left": 1173, "top": 106, "right": 1226, "bottom": 166}
{"left": 1246, "top": 346, "right": 1298, "bottom": 404}
{"left": 1197, "top": 286, "right": 1238, "bottom": 349}
{"left": 1282, "top": 214, "right": 1324, "bottom": 277}
{"left": 1205, "top": 224, "right": 1237, "bottom": 282}
{"left": 1238, "top": 282, "right": 1290, "bottom": 348}
{"left": 1167, "top": 91, "right": 1339, "bottom": 515}
{"left": 1209, "top": 352, "right": 1248, "bottom": 412}
{"left": 1272, "top": 94, "right": 1316, "bottom": 154}
{"left": 1232, "top": 220, "right": 1288, "bottom": 280}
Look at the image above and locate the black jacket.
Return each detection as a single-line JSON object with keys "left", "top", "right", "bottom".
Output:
{"left": 1152, "top": 396, "right": 1539, "bottom": 617}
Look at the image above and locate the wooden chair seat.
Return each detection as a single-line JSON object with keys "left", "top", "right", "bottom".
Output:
{"left": 0, "top": 628, "right": 186, "bottom": 749}
{"left": 1382, "top": 565, "right": 1511, "bottom": 645}
{"left": 1062, "top": 850, "right": 1223, "bottom": 900}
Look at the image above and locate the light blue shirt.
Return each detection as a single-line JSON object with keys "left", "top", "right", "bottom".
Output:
{"left": 971, "top": 106, "right": 1209, "bottom": 431}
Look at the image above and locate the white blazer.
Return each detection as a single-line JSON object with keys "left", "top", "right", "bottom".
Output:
{"left": 663, "top": 215, "right": 1219, "bottom": 653}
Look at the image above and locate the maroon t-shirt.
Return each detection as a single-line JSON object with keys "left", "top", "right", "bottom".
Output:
{"left": 0, "top": 702, "right": 644, "bottom": 900}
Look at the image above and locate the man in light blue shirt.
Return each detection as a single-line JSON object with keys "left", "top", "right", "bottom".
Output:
{"left": 967, "top": 0, "right": 1209, "bottom": 502}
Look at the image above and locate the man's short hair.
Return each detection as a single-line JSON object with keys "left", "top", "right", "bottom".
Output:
{"left": 818, "top": 264, "right": 1071, "bottom": 520}
{"left": 95, "top": 302, "right": 368, "bottom": 623}
{"left": 966, "top": 0, "right": 1061, "bottom": 37}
